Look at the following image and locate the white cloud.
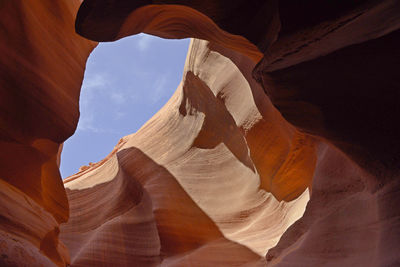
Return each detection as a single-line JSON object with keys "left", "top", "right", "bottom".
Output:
{"left": 137, "top": 34, "right": 153, "bottom": 52}
{"left": 114, "top": 111, "right": 125, "bottom": 120}
{"left": 76, "top": 112, "right": 99, "bottom": 133}
{"left": 77, "top": 73, "right": 127, "bottom": 133}
{"left": 111, "top": 92, "right": 125, "bottom": 105}
{"left": 77, "top": 73, "right": 108, "bottom": 133}
{"left": 151, "top": 74, "right": 168, "bottom": 104}
{"left": 80, "top": 74, "right": 107, "bottom": 104}
{"left": 83, "top": 73, "right": 107, "bottom": 90}
{"left": 77, "top": 112, "right": 120, "bottom": 133}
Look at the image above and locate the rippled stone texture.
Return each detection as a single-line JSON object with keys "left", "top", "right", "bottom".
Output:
{"left": 1, "top": 0, "right": 399, "bottom": 266}
{"left": 60, "top": 39, "right": 311, "bottom": 266}
{"left": 0, "top": 0, "right": 95, "bottom": 266}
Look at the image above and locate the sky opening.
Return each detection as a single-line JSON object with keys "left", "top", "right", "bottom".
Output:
{"left": 60, "top": 34, "right": 190, "bottom": 178}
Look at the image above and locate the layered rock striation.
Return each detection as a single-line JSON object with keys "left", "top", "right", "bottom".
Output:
{"left": 0, "top": 0, "right": 95, "bottom": 265}
{"left": 1, "top": 0, "right": 399, "bottom": 266}
{"left": 61, "top": 38, "right": 312, "bottom": 266}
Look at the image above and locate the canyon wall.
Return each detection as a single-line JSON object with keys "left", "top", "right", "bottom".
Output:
{"left": 0, "top": 0, "right": 95, "bottom": 265}
{"left": 1, "top": 0, "right": 399, "bottom": 266}
{"left": 61, "top": 38, "right": 313, "bottom": 266}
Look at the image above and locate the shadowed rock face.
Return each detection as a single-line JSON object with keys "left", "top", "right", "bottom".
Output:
{"left": 60, "top": 39, "right": 311, "bottom": 266}
{"left": 0, "top": 0, "right": 95, "bottom": 265}
{"left": 1, "top": 0, "right": 400, "bottom": 266}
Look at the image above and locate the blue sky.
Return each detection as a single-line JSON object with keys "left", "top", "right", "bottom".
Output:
{"left": 60, "top": 34, "right": 190, "bottom": 178}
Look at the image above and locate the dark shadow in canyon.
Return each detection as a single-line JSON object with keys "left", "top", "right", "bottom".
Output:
{"left": 61, "top": 147, "right": 264, "bottom": 266}
{"left": 179, "top": 71, "right": 256, "bottom": 173}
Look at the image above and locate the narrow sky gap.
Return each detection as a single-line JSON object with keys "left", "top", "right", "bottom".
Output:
{"left": 60, "top": 34, "right": 190, "bottom": 178}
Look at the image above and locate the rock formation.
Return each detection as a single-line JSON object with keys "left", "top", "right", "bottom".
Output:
{"left": 0, "top": 0, "right": 95, "bottom": 265}
{"left": 1, "top": 0, "right": 399, "bottom": 266}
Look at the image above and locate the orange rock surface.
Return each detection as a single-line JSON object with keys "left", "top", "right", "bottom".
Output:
{"left": 0, "top": 0, "right": 95, "bottom": 266}
{"left": 1, "top": 0, "right": 399, "bottom": 266}
{"left": 60, "top": 39, "right": 312, "bottom": 266}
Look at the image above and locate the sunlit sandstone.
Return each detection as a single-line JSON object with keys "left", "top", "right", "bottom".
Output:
{"left": 1, "top": 0, "right": 399, "bottom": 266}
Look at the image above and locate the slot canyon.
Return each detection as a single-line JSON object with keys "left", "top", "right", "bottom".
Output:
{"left": 0, "top": 0, "right": 399, "bottom": 266}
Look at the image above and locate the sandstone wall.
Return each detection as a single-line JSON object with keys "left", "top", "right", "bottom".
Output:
{"left": 1, "top": 0, "right": 399, "bottom": 266}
